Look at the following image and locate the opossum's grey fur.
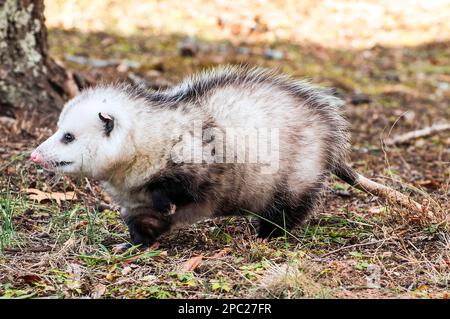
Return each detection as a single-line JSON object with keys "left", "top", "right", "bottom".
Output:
{"left": 33, "top": 65, "right": 361, "bottom": 246}
{"left": 123, "top": 66, "right": 349, "bottom": 172}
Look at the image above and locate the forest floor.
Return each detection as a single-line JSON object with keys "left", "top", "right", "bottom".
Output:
{"left": 0, "top": 0, "right": 449, "bottom": 299}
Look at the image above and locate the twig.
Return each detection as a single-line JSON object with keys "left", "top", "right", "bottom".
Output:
{"left": 65, "top": 54, "right": 140, "bottom": 69}
{"left": 315, "top": 238, "right": 389, "bottom": 259}
{"left": 384, "top": 123, "right": 450, "bottom": 146}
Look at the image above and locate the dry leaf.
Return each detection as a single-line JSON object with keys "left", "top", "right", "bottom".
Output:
{"left": 74, "top": 220, "right": 88, "bottom": 229}
{"left": 92, "top": 284, "right": 107, "bottom": 299}
{"left": 20, "top": 274, "right": 42, "bottom": 284}
{"left": 24, "top": 188, "right": 77, "bottom": 206}
{"left": 65, "top": 263, "right": 82, "bottom": 290}
{"left": 7, "top": 166, "right": 15, "bottom": 175}
{"left": 181, "top": 255, "right": 203, "bottom": 272}
{"left": 444, "top": 258, "right": 450, "bottom": 267}
{"left": 140, "top": 275, "right": 157, "bottom": 284}
{"left": 211, "top": 248, "right": 231, "bottom": 259}
{"left": 382, "top": 251, "right": 393, "bottom": 258}
{"left": 105, "top": 273, "right": 115, "bottom": 282}
{"left": 121, "top": 266, "right": 133, "bottom": 275}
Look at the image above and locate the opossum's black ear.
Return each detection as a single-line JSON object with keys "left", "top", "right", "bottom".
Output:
{"left": 98, "top": 112, "right": 114, "bottom": 136}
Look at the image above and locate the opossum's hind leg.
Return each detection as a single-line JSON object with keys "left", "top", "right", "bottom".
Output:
{"left": 257, "top": 190, "right": 320, "bottom": 239}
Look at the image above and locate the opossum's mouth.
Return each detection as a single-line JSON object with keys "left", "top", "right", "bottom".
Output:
{"left": 54, "top": 161, "right": 74, "bottom": 167}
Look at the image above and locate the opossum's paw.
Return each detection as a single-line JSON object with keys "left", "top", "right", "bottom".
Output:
{"left": 129, "top": 235, "right": 153, "bottom": 248}
{"left": 126, "top": 213, "right": 171, "bottom": 247}
{"left": 151, "top": 190, "right": 177, "bottom": 216}
{"left": 168, "top": 203, "right": 177, "bottom": 215}
{"left": 257, "top": 220, "right": 287, "bottom": 239}
{"left": 128, "top": 227, "right": 155, "bottom": 248}
{"left": 112, "top": 241, "right": 160, "bottom": 254}
{"left": 112, "top": 243, "right": 132, "bottom": 254}
{"left": 254, "top": 237, "right": 269, "bottom": 244}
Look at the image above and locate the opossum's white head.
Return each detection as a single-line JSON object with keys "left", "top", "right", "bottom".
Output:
{"left": 31, "top": 87, "right": 136, "bottom": 179}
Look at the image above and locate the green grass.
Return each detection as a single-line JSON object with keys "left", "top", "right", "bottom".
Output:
{"left": 78, "top": 246, "right": 162, "bottom": 266}
{"left": 0, "top": 183, "right": 17, "bottom": 253}
{"left": 299, "top": 215, "right": 373, "bottom": 248}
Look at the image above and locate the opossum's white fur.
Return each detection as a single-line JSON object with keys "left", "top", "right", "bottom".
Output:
{"left": 34, "top": 65, "right": 350, "bottom": 239}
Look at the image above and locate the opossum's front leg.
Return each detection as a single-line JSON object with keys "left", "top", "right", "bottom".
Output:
{"left": 124, "top": 208, "right": 172, "bottom": 247}
{"left": 150, "top": 189, "right": 177, "bottom": 216}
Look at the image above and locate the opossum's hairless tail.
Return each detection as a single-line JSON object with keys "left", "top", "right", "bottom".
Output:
{"left": 334, "top": 164, "right": 425, "bottom": 213}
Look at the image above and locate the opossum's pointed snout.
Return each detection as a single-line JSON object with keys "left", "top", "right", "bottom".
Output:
{"left": 30, "top": 150, "right": 43, "bottom": 165}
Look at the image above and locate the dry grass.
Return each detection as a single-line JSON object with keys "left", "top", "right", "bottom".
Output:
{"left": 250, "top": 257, "right": 328, "bottom": 298}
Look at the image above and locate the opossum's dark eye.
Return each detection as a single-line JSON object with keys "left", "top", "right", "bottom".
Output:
{"left": 62, "top": 133, "right": 75, "bottom": 144}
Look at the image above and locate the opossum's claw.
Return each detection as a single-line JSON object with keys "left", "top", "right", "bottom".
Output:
{"left": 255, "top": 237, "right": 269, "bottom": 244}
{"left": 112, "top": 242, "right": 132, "bottom": 254}
{"left": 168, "top": 203, "right": 177, "bottom": 215}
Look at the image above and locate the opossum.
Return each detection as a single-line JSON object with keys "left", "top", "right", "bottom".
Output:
{"left": 31, "top": 66, "right": 423, "bottom": 246}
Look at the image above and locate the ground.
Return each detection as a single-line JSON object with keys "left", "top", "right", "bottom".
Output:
{"left": 0, "top": 0, "right": 449, "bottom": 299}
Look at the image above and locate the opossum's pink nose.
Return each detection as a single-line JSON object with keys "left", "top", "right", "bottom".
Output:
{"left": 30, "top": 150, "right": 43, "bottom": 165}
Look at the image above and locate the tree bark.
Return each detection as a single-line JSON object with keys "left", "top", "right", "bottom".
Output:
{"left": 0, "top": 0, "right": 72, "bottom": 118}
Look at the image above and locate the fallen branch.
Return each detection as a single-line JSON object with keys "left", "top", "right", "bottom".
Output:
{"left": 65, "top": 54, "right": 141, "bottom": 69}
{"left": 353, "top": 173, "right": 427, "bottom": 215}
{"left": 385, "top": 122, "right": 450, "bottom": 146}
{"left": 335, "top": 164, "right": 430, "bottom": 216}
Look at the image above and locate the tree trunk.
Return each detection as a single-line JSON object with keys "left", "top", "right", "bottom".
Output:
{"left": 0, "top": 0, "right": 73, "bottom": 118}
